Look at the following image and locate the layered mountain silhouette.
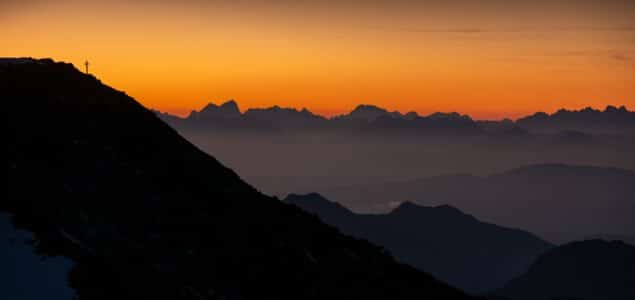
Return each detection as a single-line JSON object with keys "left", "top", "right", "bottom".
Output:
{"left": 3, "top": 58, "right": 474, "bottom": 299}
{"left": 517, "top": 106, "right": 635, "bottom": 135}
{"left": 332, "top": 104, "right": 412, "bottom": 122}
{"left": 155, "top": 101, "right": 635, "bottom": 199}
{"left": 156, "top": 100, "right": 635, "bottom": 136}
{"left": 321, "top": 164, "right": 635, "bottom": 243}
{"left": 156, "top": 101, "right": 482, "bottom": 135}
{"left": 286, "top": 193, "right": 554, "bottom": 294}
{"left": 495, "top": 240, "right": 635, "bottom": 300}
{"left": 155, "top": 100, "right": 329, "bottom": 132}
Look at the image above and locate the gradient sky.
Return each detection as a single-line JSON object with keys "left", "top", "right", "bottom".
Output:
{"left": 2, "top": 0, "right": 634, "bottom": 119}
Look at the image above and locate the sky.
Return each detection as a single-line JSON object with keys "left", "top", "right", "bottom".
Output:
{"left": 2, "top": 0, "right": 634, "bottom": 119}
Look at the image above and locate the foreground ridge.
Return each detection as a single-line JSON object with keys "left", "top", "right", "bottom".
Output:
{"left": 4, "top": 58, "right": 475, "bottom": 299}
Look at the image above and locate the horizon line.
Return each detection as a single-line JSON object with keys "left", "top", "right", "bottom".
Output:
{"left": 153, "top": 100, "right": 633, "bottom": 122}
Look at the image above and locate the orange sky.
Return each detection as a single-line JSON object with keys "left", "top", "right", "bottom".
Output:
{"left": 2, "top": 0, "right": 634, "bottom": 119}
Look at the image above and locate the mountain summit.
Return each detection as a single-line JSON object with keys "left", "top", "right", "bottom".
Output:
{"left": 3, "top": 58, "right": 473, "bottom": 300}
{"left": 189, "top": 100, "right": 242, "bottom": 120}
{"left": 337, "top": 104, "right": 406, "bottom": 122}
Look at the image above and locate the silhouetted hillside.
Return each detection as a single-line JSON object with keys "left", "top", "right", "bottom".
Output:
{"left": 322, "top": 164, "right": 635, "bottom": 243}
{"left": 3, "top": 58, "right": 474, "bottom": 300}
{"left": 286, "top": 193, "right": 554, "bottom": 294}
{"left": 495, "top": 240, "right": 635, "bottom": 300}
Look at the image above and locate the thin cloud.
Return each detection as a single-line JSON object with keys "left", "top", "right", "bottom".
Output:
{"left": 611, "top": 53, "right": 629, "bottom": 61}
{"left": 547, "top": 49, "right": 633, "bottom": 60}
{"left": 400, "top": 27, "right": 485, "bottom": 34}
{"left": 391, "top": 25, "right": 634, "bottom": 34}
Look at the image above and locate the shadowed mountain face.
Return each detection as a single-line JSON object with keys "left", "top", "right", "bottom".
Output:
{"left": 286, "top": 193, "right": 554, "bottom": 294}
{"left": 495, "top": 240, "right": 635, "bottom": 300}
{"left": 3, "top": 58, "right": 473, "bottom": 300}
{"left": 322, "top": 164, "right": 635, "bottom": 243}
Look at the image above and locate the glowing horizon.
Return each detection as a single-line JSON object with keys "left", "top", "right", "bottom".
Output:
{"left": 2, "top": 0, "right": 634, "bottom": 120}
{"left": 151, "top": 97, "right": 633, "bottom": 121}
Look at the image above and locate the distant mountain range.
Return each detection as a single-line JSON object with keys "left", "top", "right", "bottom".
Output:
{"left": 495, "top": 240, "right": 635, "bottom": 300}
{"left": 321, "top": 164, "right": 635, "bottom": 243}
{"left": 154, "top": 101, "right": 485, "bottom": 135}
{"left": 155, "top": 100, "right": 635, "bottom": 136}
{"left": 517, "top": 106, "right": 635, "bottom": 135}
{"left": 4, "top": 58, "right": 474, "bottom": 299}
{"left": 286, "top": 193, "right": 554, "bottom": 294}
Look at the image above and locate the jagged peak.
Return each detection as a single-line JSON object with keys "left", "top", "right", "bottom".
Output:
{"left": 351, "top": 104, "right": 388, "bottom": 113}
{"left": 199, "top": 102, "right": 219, "bottom": 112}
{"left": 220, "top": 99, "right": 240, "bottom": 110}
{"left": 191, "top": 100, "right": 242, "bottom": 119}
{"left": 605, "top": 105, "right": 629, "bottom": 113}
{"left": 242, "top": 105, "right": 326, "bottom": 123}
{"left": 337, "top": 104, "right": 406, "bottom": 122}
{"left": 524, "top": 106, "right": 633, "bottom": 118}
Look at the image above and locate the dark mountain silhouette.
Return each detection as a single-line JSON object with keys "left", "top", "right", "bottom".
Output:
{"left": 156, "top": 101, "right": 483, "bottom": 135}
{"left": 361, "top": 112, "right": 481, "bottom": 135}
{"left": 156, "top": 101, "right": 634, "bottom": 137}
{"left": 159, "top": 100, "right": 328, "bottom": 133}
{"left": 243, "top": 105, "right": 327, "bottom": 130}
{"left": 154, "top": 102, "right": 635, "bottom": 197}
{"left": 190, "top": 100, "right": 242, "bottom": 120}
{"left": 160, "top": 118, "right": 635, "bottom": 202}
{"left": 495, "top": 240, "right": 635, "bottom": 300}
{"left": 286, "top": 193, "right": 554, "bottom": 294}
{"left": 516, "top": 106, "right": 635, "bottom": 135}
{"left": 477, "top": 119, "right": 529, "bottom": 136}
{"left": 3, "top": 58, "right": 474, "bottom": 300}
{"left": 321, "top": 164, "right": 635, "bottom": 243}
{"left": 332, "top": 104, "right": 409, "bottom": 122}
